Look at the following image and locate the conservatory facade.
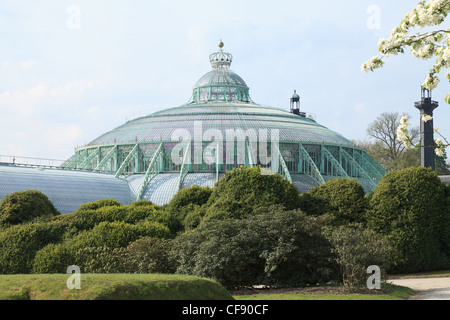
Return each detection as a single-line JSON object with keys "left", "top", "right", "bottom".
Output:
{"left": 0, "top": 42, "right": 386, "bottom": 213}
{"left": 60, "top": 42, "right": 386, "bottom": 203}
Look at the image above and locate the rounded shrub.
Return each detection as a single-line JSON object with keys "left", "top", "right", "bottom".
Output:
{"left": 298, "top": 178, "right": 367, "bottom": 226}
{"left": 324, "top": 224, "right": 393, "bottom": 287}
{"left": 124, "top": 237, "right": 176, "bottom": 274}
{"left": 0, "top": 190, "right": 59, "bottom": 227}
{"left": 75, "top": 198, "right": 122, "bottom": 212}
{"left": 72, "top": 220, "right": 172, "bottom": 249}
{"left": 202, "top": 166, "right": 300, "bottom": 222}
{"left": 166, "top": 185, "right": 212, "bottom": 232}
{"left": 0, "top": 221, "right": 67, "bottom": 274}
{"left": 127, "top": 205, "right": 178, "bottom": 235}
{"left": 183, "top": 204, "right": 206, "bottom": 231}
{"left": 32, "top": 243, "right": 76, "bottom": 274}
{"left": 367, "top": 167, "right": 448, "bottom": 273}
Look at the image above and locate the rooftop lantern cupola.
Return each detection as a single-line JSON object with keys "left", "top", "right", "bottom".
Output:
{"left": 290, "top": 90, "right": 306, "bottom": 117}
{"left": 190, "top": 41, "right": 252, "bottom": 104}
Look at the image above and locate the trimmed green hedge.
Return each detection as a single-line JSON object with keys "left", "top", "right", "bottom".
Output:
{"left": 0, "top": 221, "right": 67, "bottom": 274}
{"left": 0, "top": 190, "right": 59, "bottom": 227}
{"left": 298, "top": 178, "right": 367, "bottom": 226}
{"left": 202, "top": 166, "right": 300, "bottom": 222}
{"left": 367, "top": 167, "right": 448, "bottom": 273}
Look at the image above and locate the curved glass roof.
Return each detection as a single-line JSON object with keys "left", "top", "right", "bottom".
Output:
{"left": 0, "top": 165, "right": 132, "bottom": 214}
{"left": 87, "top": 101, "right": 354, "bottom": 147}
{"left": 83, "top": 42, "right": 355, "bottom": 149}
{"left": 194, "top": 69, "right": 248, "bottom": 89}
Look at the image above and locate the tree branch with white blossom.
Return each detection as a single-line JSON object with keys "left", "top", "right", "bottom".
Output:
{"left": 362, "top": 0, "right": 450, "bottom": 155}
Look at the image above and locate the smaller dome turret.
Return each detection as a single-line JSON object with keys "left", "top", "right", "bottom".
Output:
{"left": 190, "top": 41, "right": 252, "bottom": 104}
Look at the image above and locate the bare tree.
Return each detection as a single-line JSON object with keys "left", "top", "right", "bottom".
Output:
{"left": 366, "top": 112, "right": 419, "bottom": 170}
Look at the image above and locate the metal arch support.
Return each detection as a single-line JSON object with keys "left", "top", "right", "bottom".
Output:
{"left": 95, "top": 146, "right": 117, "bottom": 172}
{"left": 341, "top": 149, "right": 377, "bottom": 192}
{"left": 136, "top": 143, "right": 164, "bottom": 200}
{"left": 78, "top": 147, "right": 100, "bottom": 170}
{"left": 273, "top": 144, "right": 292, "bottom": 183}
{"left": 299, "top": 144, "right": 325, "bottom": 186}
{"left": 61, "top": 152, "right": 83, "bottom": 170}
{"left": 177, "top": 142, "right": 191, "bottom": 190}
{"left": 363, "top": 152, "right": 387, "bottom": 176}
{"left": 322, "top": 147, "right": 349, "bottom": 178}
{"left": 354, "top": 152, "right": 385, "bottom": 183}
{"left": 115, "top": 144, "right": 139, "bottom": 178}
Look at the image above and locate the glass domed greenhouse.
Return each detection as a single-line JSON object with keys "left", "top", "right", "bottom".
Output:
{"left": 0, "top": 42, "right": 386, "bottom": 213}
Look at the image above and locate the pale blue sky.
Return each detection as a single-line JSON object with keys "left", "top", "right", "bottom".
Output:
{"left": 0, "top": 0, "right": 448, "bottom": 160}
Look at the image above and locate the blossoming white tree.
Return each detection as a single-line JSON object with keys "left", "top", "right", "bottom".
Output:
{"left": 362, "top": 0, "right": 450, "bottom": 156}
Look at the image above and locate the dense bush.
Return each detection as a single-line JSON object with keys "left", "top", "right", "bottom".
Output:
{"left": 74, "top": 246, "right": 128, "bottom": 274}
{"left": 166, "top": 186, "right": 212, "bottom": 217}
{"left": 164, "top": 186, "right": 212, "bottom": 233}
{"left": 182, "top": 204, "right": 206, "bottom": 231}
{"left": 70, "top": 220, "right": 172, "bottom": 249}
{"left": 298, "top": 178, "right": 367, "bottom": 226}
{"left": 3, "top": 165, "right": 450, "bottom": 288}
{"left": 172, "top": 206, "right": 338, "bottom": 289}
{"left": 32, "top": 243, "right": 76, "bottom": 274}
{"left": 123, "top": 237, "right": 176, "bottom": 274}
{"left": 75, "top": 198, "right": 122, "bottom": 212}
{"left": 0, "top": 190, "right": 59, "bottom": 227}
{"left": 367, "top": 167, "right": 448, "bottom": 273}
{"left": 444, "top": 184, "right": 450, "bottom": 259}
{"left": 0, "top": 221, "right": 67, "bottom": 274}
{"left": 202, "top": 167, "right": 300, "bottom": 223}
{"left": 33, "top": 237, "right": 176, "bottom": 274}
{"left": 63, "top": 200, "right": 177, "bottom": 236}
{"left": 324, "top": 224, "right": 393, "bottom": 287}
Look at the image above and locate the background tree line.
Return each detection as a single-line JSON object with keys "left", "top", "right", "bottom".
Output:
{"left": 354, "top": 112, "right": 450, "bottom": 174}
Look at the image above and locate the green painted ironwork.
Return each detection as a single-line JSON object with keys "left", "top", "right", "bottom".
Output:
{"left": 273, "top": 143, "right": 292, "bottom": 183}
{"left": 78, "top": 147, "right": 100, "bottom": 170}
{"left": 115, "top": 144, "right": 139, "bottom": 178}
{"left": 363, "top": 152, "right": 387, "bottom": 176}
{"left": 341, "top": 149, "right": 377, "bottom": 192}
{"left": 246, "top": 140, "right": 256, "bottom": 168}
{"left": 322, "top": 146, "right": 349, "bottom": 178}
{"left": 94, "top": 146, "right": 117, "bottom": 172}
{"left": 299, "top": 144, "right": 325, "bottom": 186}
{"left": 61, "top": 152, "right": 84, "bottom": 170}
{"left": 136, "top": 143, "right": 164, "bottom": 200}
{"left": 177, "top": 142, "right": 191, "bottom": 190}
{"left": 355, "top": 152, "right": 385, "bottom": 183}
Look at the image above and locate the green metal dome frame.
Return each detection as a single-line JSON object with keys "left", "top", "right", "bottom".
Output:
{"left": 61, "top": 42, "right": 387, "bottom": 203}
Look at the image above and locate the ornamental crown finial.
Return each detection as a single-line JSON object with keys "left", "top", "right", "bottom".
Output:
{"left": 209, "top": 40, "right": 233, "bottom": 70}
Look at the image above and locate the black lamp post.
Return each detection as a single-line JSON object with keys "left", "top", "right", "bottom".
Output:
{"left": 414, "top": 87, "right": 439, "bottom": 171}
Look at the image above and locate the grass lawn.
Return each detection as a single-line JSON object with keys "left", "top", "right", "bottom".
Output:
{"left": 0, "top": 274, "right": 233, "bottom": 300}
{"left": 2, "top": 271, "right": 445, "bottom": 300}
